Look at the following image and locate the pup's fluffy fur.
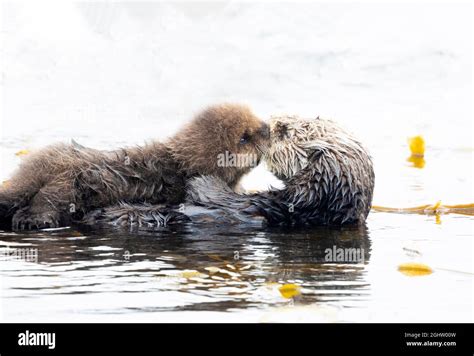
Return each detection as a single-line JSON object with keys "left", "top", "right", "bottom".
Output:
{"left": 0, "top": 104, "right": 269, "bottom": 230}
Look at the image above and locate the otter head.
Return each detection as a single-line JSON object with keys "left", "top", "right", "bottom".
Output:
{"left": 264, "top": 115, "right": 363, "bottom": 180}
{"left": 169, "top": 103, "right": 270, "bottom": 188}
{"left": 265, "top": 115, "right": 375, "bottom": 222}
{"left": 264, "top": 115, "right": 317, "bottom": 181}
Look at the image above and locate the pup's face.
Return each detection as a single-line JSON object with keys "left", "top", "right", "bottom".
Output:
{"left": 264, "top": 116, "right": 314, "bottom": 181}
{"left": 172, "top": 104, "right": 270, "bottom": 187}
{"left": 204, "top": 103, "right": 270, "bottom": 159}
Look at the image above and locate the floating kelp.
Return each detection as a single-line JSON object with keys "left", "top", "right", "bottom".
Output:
{"left": 372, "top": 202, "right": 474, "bottom": 216}
{"left": 278, "top": 283, "right": 301, "bottom": 299}
{"left": 398, "top": 263, "right": 433, "bottom": 277}
{"left": 407, "top": 136, "right": 425, "bottom": 168}
{"left": 15, "top": 149, "right": 30, "bottom": 157}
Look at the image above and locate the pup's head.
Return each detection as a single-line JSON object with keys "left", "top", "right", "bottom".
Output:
{"left": 170, "top": 103, "right": 270, "bottom": 188}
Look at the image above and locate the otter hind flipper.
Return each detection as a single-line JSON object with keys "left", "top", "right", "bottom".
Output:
{"left": 83, "top": 202, "right": 190, "bottom": 228}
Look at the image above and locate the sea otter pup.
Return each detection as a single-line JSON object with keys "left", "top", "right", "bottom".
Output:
{"left": 91, "top": 115, "right": 374, "bottom": 227}
{"left": 0, "top": 104, "right": 270, "bottom": 230}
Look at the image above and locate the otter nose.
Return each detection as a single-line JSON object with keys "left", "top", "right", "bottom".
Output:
{"left": 259, "top": 123, "right": 270, "bottom": 139}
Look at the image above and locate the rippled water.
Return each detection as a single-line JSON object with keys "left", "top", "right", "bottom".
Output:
{"left": 1, "top": 182, "right": 472, "bottom": 322}
{"left": 1, "top": 224, "right": 371, "bottom": 321}
{"left": 1, "top": 2, "right": 473, "bottom": 322}
{"left": 1, "top": 145, "right": 472, "bottom": 322}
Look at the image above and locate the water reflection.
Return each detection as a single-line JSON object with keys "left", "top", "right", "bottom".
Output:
{"left": 0, "top": 222, "right": 371, "bottom": 318}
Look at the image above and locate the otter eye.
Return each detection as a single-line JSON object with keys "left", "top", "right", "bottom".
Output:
{"left": 240, "top": 132, "right": 251, "bottom": 144}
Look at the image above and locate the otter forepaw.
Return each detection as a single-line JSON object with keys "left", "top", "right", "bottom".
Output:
{"left": 12, "top": 208, "right": 61, "bottom": 230}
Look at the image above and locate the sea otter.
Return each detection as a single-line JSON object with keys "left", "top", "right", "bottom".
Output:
{"left": 88, "top": 115, "right": 375, "bottom": 227}
{"left": 0, "top": 104, "right": 270, "bottom": 230}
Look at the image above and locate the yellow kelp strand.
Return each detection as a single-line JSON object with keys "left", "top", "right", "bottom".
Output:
{"left": 372, "top": 202, "right": 474, "bottom": 216}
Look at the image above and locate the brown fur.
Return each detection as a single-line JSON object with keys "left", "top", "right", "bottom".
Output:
{"left": 187, "top": 115, "right": 375, "bottom": 226}
{"left": 87, "top": 115, "right": 374, "bottom": 228}
{"left": 0, "top": 104, "right": 269, "bottom": 230}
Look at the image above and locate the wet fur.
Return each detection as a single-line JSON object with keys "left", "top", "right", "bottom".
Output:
{"left": 0, "top": 104, "right": 269, "bottom": 230}
{"left": 187, "top": 116, "right": 375, "bottom": 226}
{"left": 91, "top": 115, "right": 374, "bottom": 227}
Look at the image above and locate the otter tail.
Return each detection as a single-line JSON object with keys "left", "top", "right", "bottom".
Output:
{"left": 186, "top": 175, "right": 268, "bottom": 224}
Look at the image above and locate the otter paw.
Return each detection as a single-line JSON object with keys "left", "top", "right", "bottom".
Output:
{"left": 12, "top": 209, "right": 61, "bottom": 230}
